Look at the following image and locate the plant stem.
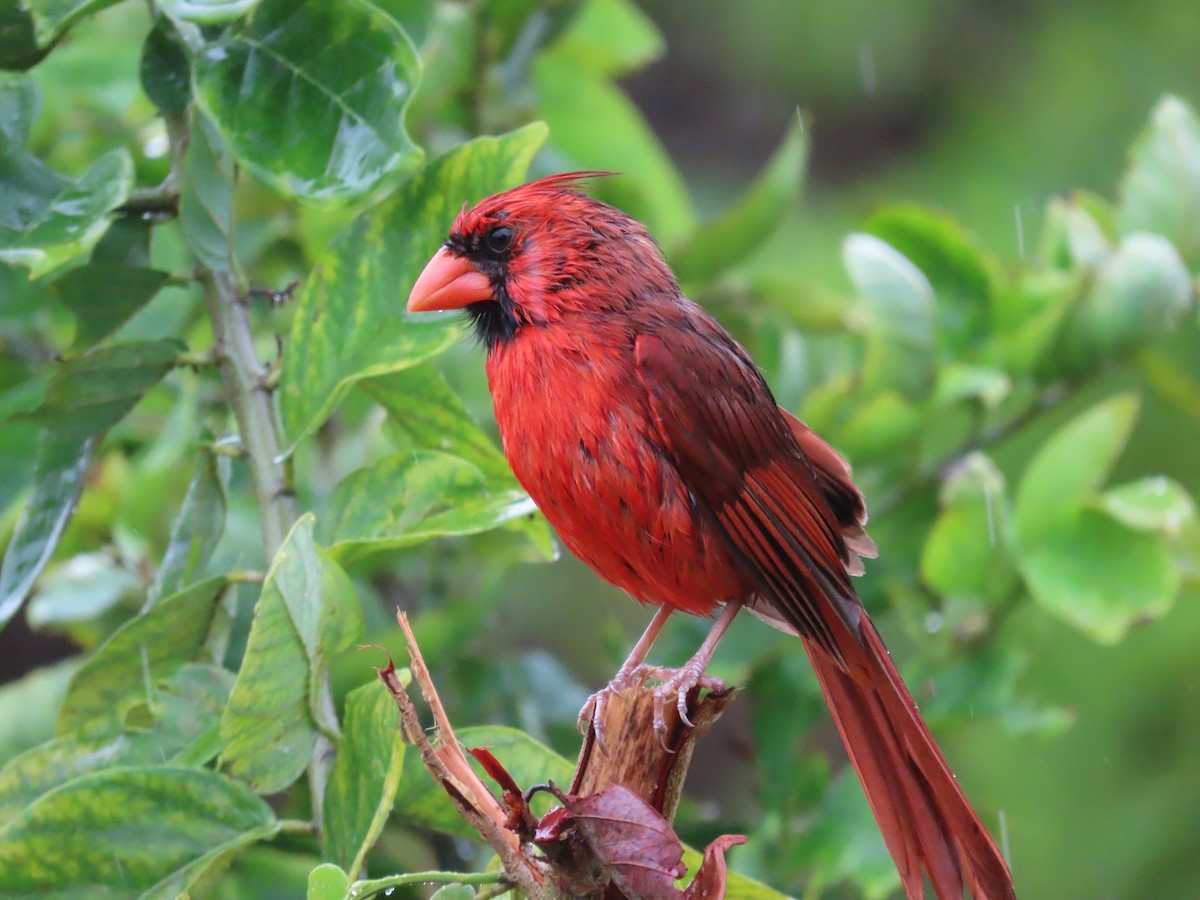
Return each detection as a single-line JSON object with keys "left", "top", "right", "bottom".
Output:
{"left": 202, "top": 268, "right": 296, "bottom": 555}
{"left": 351, "top": 869, "right": 504, "bottom": 900}
{"left": 174, "top": 107, "right": 336, "bottom": 841}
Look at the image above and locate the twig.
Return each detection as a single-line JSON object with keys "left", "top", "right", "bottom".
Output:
{"left": 380, "top": 613, "right": 545, "bottom": 897}
{"left": 349, "top": 869, "right": 504, "bottom": 900}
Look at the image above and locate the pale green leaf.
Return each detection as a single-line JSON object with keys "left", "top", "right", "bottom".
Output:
{"left": 1018, "top": 511, "right": 1181, "bottom": 644}
{"left": 324, "top": 682, "right": 406, "bottom": 873}
{"left": 56, "top": 576, "right": 229, "bottom": 736}
{"left": 280, "top": 123, "right": 547, "bottom": 449}
{"left": 534, "top": 50, "right": 693, "bottom": 243}
{"left": 1012, "top": 394, "right": 1139, "bottom": 546}
{"left": 0, "top": 663, "right": 232, "bottom": 825}
{"left": 327, "top": 450, "right": 538, "bottom": 566}
{"left": 1117, "top": 94, "right": 1200, "bottom": 266}
{"left": 1096, "top": 476, "right": 1195, "bottom": 535}
{"left": 159, "top": 0, "right": 259, "bottom": 24}
{"left": 0, "top": 766, "right": 278, "bottom": 898}
{"left": 364, "top": 365, "right": 553, "bottom": 556}
{"left": 842, "top": 233, "right": 935, "bottom": 400}
{"left": 220, "top": 516, "right": 363, "bottom": 793}
{"left": 551, "top": 0, "right": 664, "bottom": 76}
{"left": 148, "top": 449, "right": 228, "bottom": 605}
{"left": 671, "top": 120, "right": 806, "bottom": 286}
{"left": 920, "top": 453, "right": 1017, "bottom": 606}
{"left": 1060, "top": 232, "right": 1193, "bottom": 369}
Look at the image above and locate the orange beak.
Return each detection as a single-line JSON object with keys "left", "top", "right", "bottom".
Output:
{"left": 407, "top": 246, "right": 494, "bottom": 313}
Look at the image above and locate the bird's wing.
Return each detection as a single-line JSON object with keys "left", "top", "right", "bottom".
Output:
{"left": 633, "top": 314, "right": 865, "bottom": 663}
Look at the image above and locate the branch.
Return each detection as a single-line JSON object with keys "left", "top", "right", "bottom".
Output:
{"left": 168, "top": 113, "right": 334, "bottom": 837}
{"left": 382, "top": 614, "right": 545, "bottom": 897}
{"left": 381, "top": 611, "right": 736, "bottom": 900}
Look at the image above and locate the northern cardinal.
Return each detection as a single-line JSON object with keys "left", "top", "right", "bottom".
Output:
{"left": 407, "top": 172, "right": 1015, "bottom": 900}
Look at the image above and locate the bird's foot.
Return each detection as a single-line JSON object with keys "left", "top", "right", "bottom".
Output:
{"left": 642, "top": 662, "right": 727, "bottom": 744}
{"left": 578, "top": 662, "right": 726, "bottom": 752}
{"left": 578, "top": 663, "right": 654, "bottom": 749}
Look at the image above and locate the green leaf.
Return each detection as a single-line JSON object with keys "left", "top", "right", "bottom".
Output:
{"left": 148, "top": 448, "right": 228, "bottom": 605}
{"left": 220, "top": 515, "right": 363, "bottom": 794}
{"left": 1012, "top": 394, "right": 1140, "bottom": 546}
{"left": 364, "top": 365, "right": 553, "bottom": 557}
{"left": 25, "top": 551, "right": 141, "bottom": 633}
{"left": 392, "top": 725, "right": 572, "bottom": 837}
{"left": 179, "top": 111, "right": 236, "bottom": 273}
{"left": 307, "top": 863, "right": 351, "bottom": 900}
{"left": 139, "top": 20, "right": 192, "bottom": 115}
{"left": 551, "top": 0, "right": 663, "bottom": 76}
{"left": 0, "top": 78, "right": 133, "bottom": 279}
{"left": 1039, "top": 196, "right": 1111, "bottom": 271}
{"left": 193, "top": 0, "right": 423, "bottom": 203}
{"left": 366, "top": 366, "right": 510, "bottom": 481}
{"left": 0, "top": 0, "right": 124, "bottom": 69}
{"left": 324, "top": 681, "right": 406, "bottom": 873}
{"left": 831, "top": 390, "right": 921, "bottom": 462}
{"left": 0, "top": 663, "right": 232, "bottom": 825}
{"left": 534, "top": 50, "right": 693, "bottom": 243}
{"left": 24, "top": 339, "right": 183, "bottom": 435}
{"left": 0, "top": 766, "right": 278, "bottom": 898}
{"left": 842, "top": 233, "right": 935, "bottom": 400}
{"left": 56, "top": 576, "right": 229, "bottom": 736}
{"left": 671, "top": 120, "right": 806, "bottom": 286}
{"left": 1060, "top": 232, "right": 1193, "bottom": 369}
{"left": 1018, "top": 510, "right": 1181, "bottom": 644}
{"left": 985, "top": 270, "right": 1081, "bottom": 375}
{"left": 0, "top": 340, "right": 179, "bottom": 625}
{"left": 0, "top": 431, "right": 94, "bottom": 630}
{"left": 920, "top": 453, "right": 1017, "bottom": 607}
{"left": 1117, "top": 94, "right": 1200, "bottom": 267}
{"left": 280, "top": 123, "right": 547, "bottom": 449}
{"left": 0, "top": 660, "right": 75, "bottom": 768}
{"left": 159, "top": 0, "right": 260, "bottom": 25}
{"left": 51, "top": 263, "right": 171, "bottom": 352}
{"left": 933, "top": 363, "right": 1011, "bottom": 410}
{"left": 1096, "top": 476, "right": 1195, "bottom": 536}
{"left": 327, "top": 450, "right": 537, "bottom": 566}
{"left": 863, "top": 203, "right": 1000, "bottom": 348}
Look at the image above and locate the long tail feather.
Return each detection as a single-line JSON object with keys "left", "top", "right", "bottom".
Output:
{"left": 804, "top": 619, "right": 1016, "bottom": 900}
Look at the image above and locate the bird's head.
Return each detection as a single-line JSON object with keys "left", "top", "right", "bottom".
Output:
{"left": 406, "top": 172, "right": 676, "bottom": 348}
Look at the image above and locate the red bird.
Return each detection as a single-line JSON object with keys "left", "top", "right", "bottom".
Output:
{"left": 407, "top": 172, "right": 1016, "bottom": 900}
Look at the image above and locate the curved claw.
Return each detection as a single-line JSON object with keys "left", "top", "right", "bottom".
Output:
{"left": 579, "top": 664, "right": 656, "bottom": 752}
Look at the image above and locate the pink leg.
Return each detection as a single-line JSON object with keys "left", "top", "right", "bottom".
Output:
{"left": 577, "top": 605, "right": 674, "bottom": 734}
{"left": 645, "top": 598, "right": 744, "bottom": 735}
{"left": 580, "top": 600, "right": 745, "bottom": 745}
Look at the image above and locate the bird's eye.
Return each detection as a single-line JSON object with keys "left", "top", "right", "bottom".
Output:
{"left": 486, "top": 225, "right": 514, "bottom": 254}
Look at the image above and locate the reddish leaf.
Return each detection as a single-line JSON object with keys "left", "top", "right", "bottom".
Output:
{"left": 564, "top": 785, "right": 688, "bottom": 899}
{"left": 467, "top": 746, "right": 523, "bottom": 796}
{"left": 683, "top": 834, "right": 747, "bottom": 899}
{"left": 466, "top": 745, "right": 536, "bottom": 836}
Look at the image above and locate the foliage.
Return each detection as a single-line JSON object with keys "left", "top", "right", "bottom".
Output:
{"left": 1, "top": 1, "right": 1198, "bottom": 898}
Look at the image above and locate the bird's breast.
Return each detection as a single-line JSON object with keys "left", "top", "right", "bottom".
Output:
{"left": 485, "top": 326, "right": 745, "bottom": 615}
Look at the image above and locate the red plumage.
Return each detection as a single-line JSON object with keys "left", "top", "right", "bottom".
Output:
{"left": 407, "top": 173, "right": 1016, "bottom": 900}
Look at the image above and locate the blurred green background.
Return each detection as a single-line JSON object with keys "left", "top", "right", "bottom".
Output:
{"left": 2, "top": 0, "right": 1199, "bottom": 897}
